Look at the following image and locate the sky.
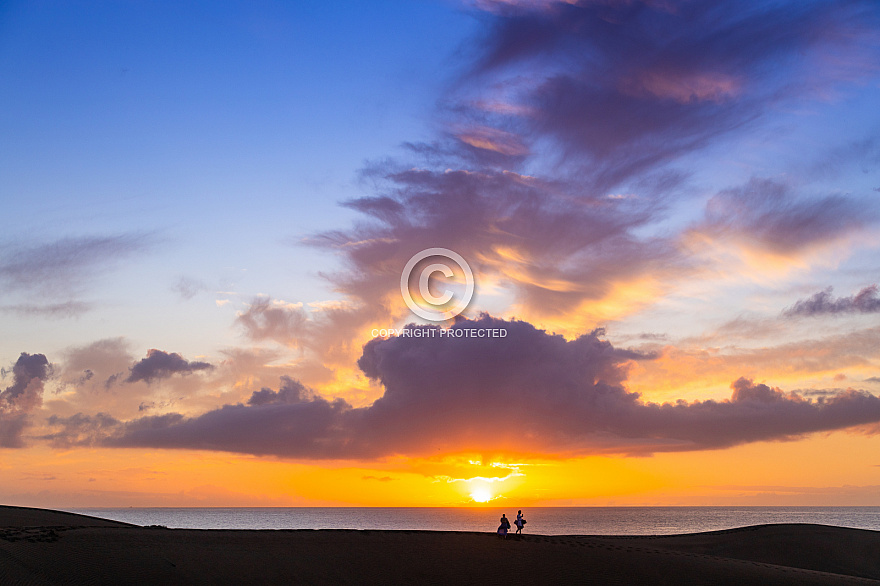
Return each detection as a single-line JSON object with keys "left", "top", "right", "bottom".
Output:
{"left": 2, "top": 0, "right": 880, "bottom": 508}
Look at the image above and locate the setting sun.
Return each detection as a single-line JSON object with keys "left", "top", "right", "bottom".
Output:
{"left": 470, "top": 489, "right": 492, "bottom": 503}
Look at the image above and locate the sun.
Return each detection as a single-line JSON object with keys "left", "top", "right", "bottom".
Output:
{"left": 470, "top": 488, "right": 492, "bottom": 503}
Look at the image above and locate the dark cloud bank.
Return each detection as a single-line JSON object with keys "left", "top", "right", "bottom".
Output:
{"left": 44, "top": 316, "right": 880, "bottom": 458}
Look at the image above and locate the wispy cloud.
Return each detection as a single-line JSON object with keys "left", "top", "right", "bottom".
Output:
{"left": 0, "top": 301, "right": 93, "bottom": 318}
{"left": 0, "top": 234, "right": 154, "bottom": 298}
{"left": 171, "top": 276, "right": 208, "bottom": 300}
{"left": 694, "top": 178, "right": 871, "bottom": 258}
{"left": 236, "top": 298, "right": 309, "bottom": 348}
{"left": 0, "top": 234, "right": 155, "bottom": 321}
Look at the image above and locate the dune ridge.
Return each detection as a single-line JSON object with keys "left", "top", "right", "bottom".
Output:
{"left": 2, "top": 506, "right": 879, "bottom": 585}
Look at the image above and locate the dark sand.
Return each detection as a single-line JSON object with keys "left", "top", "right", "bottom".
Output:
{"left": 2, "top": 506, "right": 879, "bottom": 585}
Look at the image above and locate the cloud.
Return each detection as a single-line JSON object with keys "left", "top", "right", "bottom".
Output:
{"left": 104, "top": 372, "right": 124, "bottom": 389}
{"left": 138, "top": 399, "right": 181, "bottom": 412}
{"left": 125, "top": 350, "right": 213, "bottom": 384}
{"left": 283, "top": 0, "right": 880, "bottom": 360}
{"left": 783, "top": 285, "right": 880, "bottom": 318}
{"left": 45, "top": 340, "right": 321, "bottom": 424}
{"left": 0, "top": 301, "right": 92, "bottom": 318}
{"left": 633, "top": 325, "right": 880, "bottom": 396}
{"left": 171, "top": 276, "right": 208, "bottom": 300}
{"left": 0, "top": 353, "right": 51, "bottom": 448}
{"left": 246, "top": 377, "right": 310, "bottom": 406}
{"left": 797, "top": 389, "right": 847, "bottom": 398}
{"left": 467, "top": 0, "right": 566, "bottom": 13}
{"left": 236, "top": 298, "right": 309, "bottom": 348}
{"left": 465, "top": 0, "right": 880, "bottom": 189}
{"left": 50, "top": 316, "right": 880, "bottom": 459}
{"left": 456, "top": 125, "right": 529, "bottom": 159}
{"left": 309, "top": 164, "right": 679, "bottom": 342}
{"left": 694, "top": 178, "right": 871, "bottom": 257}
{"left": 61, "top": 338, "right": 133, "bottom": 382}
{"left": 42, "top": 412, "right": 121, "bottom": 448}
{"left": 48, "top": 338, "right": 143, "bottom": 413}
{"left": 362, "top": 475, "right": 393, "bottom": 482}
{"left": 0, "top": 234, "right": 154, "bottom": 298}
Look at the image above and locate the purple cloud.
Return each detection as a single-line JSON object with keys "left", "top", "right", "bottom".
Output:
{"left": 49, "top": 316, "right": 880, "bottom": 459}
{"left": 310, "top": 164, "right": 677, "bottom": 331}
{"left": 0, "top": 301, "right": 93, "bottom": 318}
{"left": 465, "top": 0, "right": 880, "bottom": 189}
{"left": 0, "top": 234, "right": 154, "bottom": 298}
{"left": 285, "top": 0, "right": 880, "bottom": 356}
{"left": 783, "top": 285, "right": 880, "bottom": 318}
{"left": 247, "top": 377, "right": 310, "bottom": 406}
{"left": 0, "top": 353, "right": 51, "bottom": 447}
{"left": 125, "top": 349, "right": 213, "bottom": 384}
{"left": 698, "top": 178, "right": 870, "bottom": 255}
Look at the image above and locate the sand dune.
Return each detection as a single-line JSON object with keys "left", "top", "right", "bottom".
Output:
{"left": 2, "top": 506, "right": 878, "bottom": 585}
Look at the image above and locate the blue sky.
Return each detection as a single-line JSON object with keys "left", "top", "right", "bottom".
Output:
{"left": 1, "top": 0, "right": 477, "bottom": 356}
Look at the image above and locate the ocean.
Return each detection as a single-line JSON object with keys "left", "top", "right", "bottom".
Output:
{"left": 64, "top": 506, "right": 880, "bottom": 535}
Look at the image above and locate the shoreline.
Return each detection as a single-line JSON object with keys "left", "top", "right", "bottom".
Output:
{"left": 2, "top": 506, "right": 879, "bottom": 585}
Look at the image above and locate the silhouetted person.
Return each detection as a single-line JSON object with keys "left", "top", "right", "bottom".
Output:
{"left": 497, "top": 514, "right": 511, "bottom": 539}
{"left": 515, "top": 510, "right": 526, "bottom": 535}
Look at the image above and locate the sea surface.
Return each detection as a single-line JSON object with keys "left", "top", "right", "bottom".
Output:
{"left": 64, "top": 507, "right": 880, "bottom": 536}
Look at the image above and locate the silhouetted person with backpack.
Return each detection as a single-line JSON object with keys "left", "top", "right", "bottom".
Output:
{"left": 515, "top": 510, "right": 526, "bottom": 535}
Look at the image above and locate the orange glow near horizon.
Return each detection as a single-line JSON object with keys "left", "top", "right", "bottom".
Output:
{"left": 4, "top": 428, "right": 880, "bottom": 508}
